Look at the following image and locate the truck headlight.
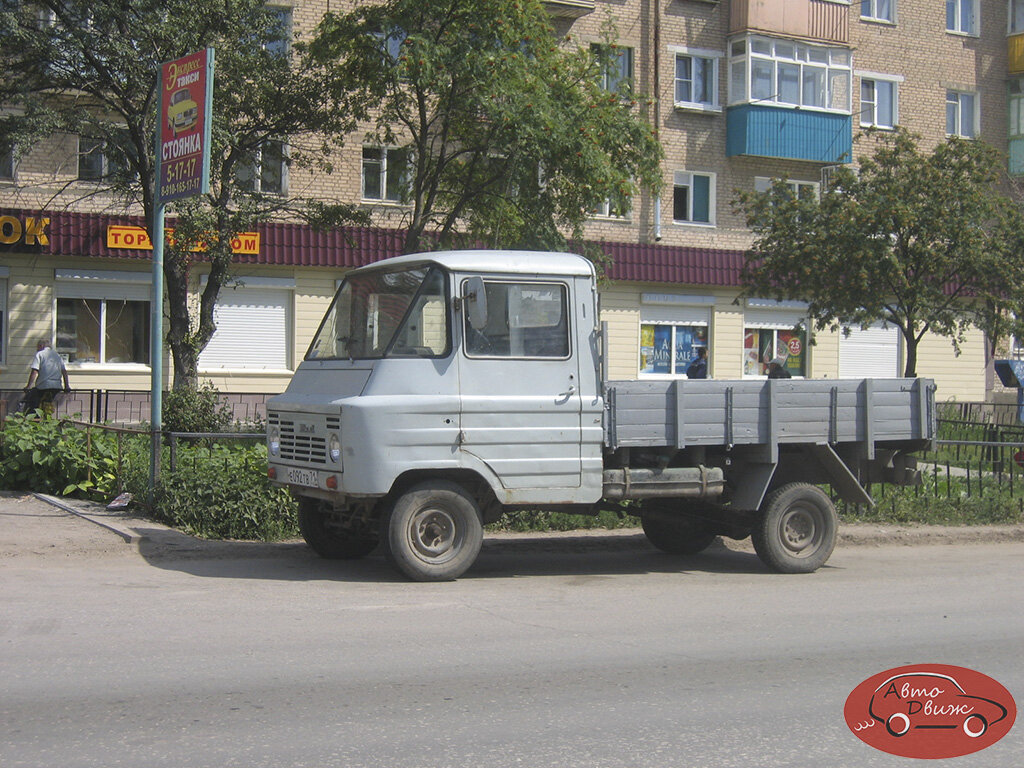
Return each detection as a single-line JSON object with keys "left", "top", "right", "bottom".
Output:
{"left": 329, "top": 433, "right": 342, "bottom": 463}
{"left": 268, "top": 426, "right": 280, "bottom": 457}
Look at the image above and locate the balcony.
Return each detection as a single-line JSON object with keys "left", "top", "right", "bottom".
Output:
{"left": 726, "top": 104, "right": 852, "bottom": 163}
{"left": 1010, "top": 33, "right": 1024, "bottom": 75}
{"left": 542, "top": 0, "right": 595, "bottom": 19}
{"left": 730, "top": 0, "right": 849, "bottom": 45}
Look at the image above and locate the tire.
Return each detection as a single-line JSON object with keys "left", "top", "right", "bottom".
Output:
{"left": 886, "top": 713, "right": 911, "bottom": 737}
{"left": 752, "top": 483, "right": 837, "bottom": 574}
{"left": 963, "top": 714, "right": 988, "bottom": 738}
{"left": 641, "top": 501, "right": 718, "bottom": 555}
{"left": 298, "top": 498, "right": 378, "bottom": 560}
{"left": 383, "top": 480, "right": 483, "bottom": 582}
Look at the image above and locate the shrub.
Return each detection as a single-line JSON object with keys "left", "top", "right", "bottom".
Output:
{"left": 163, "top": 383, "right": 233, "bottom": 434}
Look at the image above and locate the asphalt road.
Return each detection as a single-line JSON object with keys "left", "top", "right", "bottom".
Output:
{"left": 1, "top": 495, "right": 1022, "bottom": 768}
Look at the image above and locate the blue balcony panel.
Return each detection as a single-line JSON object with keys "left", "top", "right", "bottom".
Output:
{"left": 1010, "top": 137, "right": 1024, "bottom": 177}
{"left": 726, "top": 104, "right": 852, "bottom": 164}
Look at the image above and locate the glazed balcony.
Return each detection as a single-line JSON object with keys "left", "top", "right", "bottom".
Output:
{"left": 542, "top": 0, "right": 595, "bottom": 19}
{"left": 1011, "top": 33, "right": 1024, "bottom": 75}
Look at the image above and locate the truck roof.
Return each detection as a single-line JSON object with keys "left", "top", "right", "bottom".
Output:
{"left": 354, "top": 249, "right": 596, "bottom": 278}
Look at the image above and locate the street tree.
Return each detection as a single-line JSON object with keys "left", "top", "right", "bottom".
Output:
{"left": 308, "top": 0, "right": 663, "bottom": 255}
{"left": 0, "top": 0, "right": 363, "bottom": 389}
{"left": 735, "top": 128, "right": 1024, "bottom": 377}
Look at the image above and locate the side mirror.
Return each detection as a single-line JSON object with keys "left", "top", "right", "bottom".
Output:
{"left": 464, "top": 276, "right": 488, "bottom": 330}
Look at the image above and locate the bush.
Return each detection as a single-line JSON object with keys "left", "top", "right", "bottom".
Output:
{"left": 163, "top": 383, "right": 233, "bottom": 434}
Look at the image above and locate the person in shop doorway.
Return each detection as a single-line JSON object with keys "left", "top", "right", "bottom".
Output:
{"left": 766, "top": 356, "right": 792, "bottom": 379}
{"left": 23, "top": 339, "right": 71, "bottom": 415}
{"left": 685, "top": 346, "right": 709, "bottom": 379}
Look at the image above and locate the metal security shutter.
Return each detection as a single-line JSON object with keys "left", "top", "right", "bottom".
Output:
{"left": 198, "top": 286, "right": 289, "bottom": 370}
{"left": 839, "top": 324, "right": 900, "bottom": 378}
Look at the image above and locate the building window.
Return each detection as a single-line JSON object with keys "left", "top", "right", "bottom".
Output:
{"left": 236, "top": 140, "right": 287, "bottom": 195}
{"left": 362, "top": 146, "right": 410, "bottom": 203}
{"left": 860, "top": 77, "right": 898, "bottom": 128}
{"left": 728, "top": 35, "right": 851, "bottom": 112}
{"left": 54, "top": 270, "right": 151, "bottom": 365}
{"left": 1011, "top": 79, "right": 1024, "bottom": 137}
{"left": 674, "top": 49, "right": 720, "bottom": 110}
{"left": 672, "top": 171, "right": 714, "bottom": 225}
{"left": 265, "top": 7, "right": 292, "bottom": 57}
{"left": 1, "top": 142, "right": 14, "bottom": 180}
{"left": 592, "top": 187, "right": 631, "bottom": 219}
{"left": 0, "top": 275, "right": 7, "bottom": 365}
{"left": 1013, "top": 0, "right": 1024, "bottom": 34}
{"left": 199, "top": 279, "right": 292, "bottom": 370}
{"left": 946, "top": 90, "right": 978, "bottom": 138}
{"left": 592, "top": 44, "right": 633, "bottom": 95}
{"left": 640, "top": 323, "right": 709, "bottom": 377}
{"left": 744, "top": 327, "right": 806, "bottom": 377}
{"left": 78, "top": 136, "right": 109, "bottom": 181}
{"left": 753, "top": 177, "right": 819, "bottom": 200}
{"left": 947, "top": 0, "right": 977, "bottom": 35}
{"left": 861, "top": 0, "right": 895, "bottom": 23}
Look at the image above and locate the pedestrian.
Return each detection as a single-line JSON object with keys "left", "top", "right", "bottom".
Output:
{"left": 23, "top": 339, "right": 71, "bottom": 416}
{"left": 766, "top": 356, "right": 792, "bottom": 379}
{"left": 685, "top": 346, "right": 709, "bottom": 379}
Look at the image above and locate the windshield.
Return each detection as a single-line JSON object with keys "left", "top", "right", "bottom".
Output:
{"left": 306, "top": 265, "right": 450, "bottom": 360}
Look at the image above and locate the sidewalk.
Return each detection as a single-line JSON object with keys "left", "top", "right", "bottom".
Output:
{"left": 4, "top": 490, "right": 1024, "bottom": 562}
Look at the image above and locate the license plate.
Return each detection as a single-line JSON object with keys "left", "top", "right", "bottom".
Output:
{"left": 285, "top": 467, "right": 319, "bottom": 488}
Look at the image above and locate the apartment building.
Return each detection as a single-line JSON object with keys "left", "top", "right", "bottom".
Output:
{"left": 0, "top": 1, "right": 1012, "bottom": 400}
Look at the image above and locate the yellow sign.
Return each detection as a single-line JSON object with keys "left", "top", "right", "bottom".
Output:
{"left": 106, "top": 225, "right": 260, "bottom": 255}
{"left": 0, "top": 215, "right": 49, "bottom": 247}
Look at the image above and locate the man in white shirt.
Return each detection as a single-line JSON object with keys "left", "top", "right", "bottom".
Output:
{"left": 23, "top": 339, "right": 71, "bottom": 415}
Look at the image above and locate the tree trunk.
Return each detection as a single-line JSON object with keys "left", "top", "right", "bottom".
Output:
{"left": 903, "top": 336, "right": 918, "bottom": 378}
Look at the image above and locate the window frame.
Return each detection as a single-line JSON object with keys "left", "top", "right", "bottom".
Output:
{"left": 361, "top": 145, "right": 411, "bottom": 203}
{"left": 54, "top": 270, "right": 152, "bottom": 367}
{"left": 858, "top": 73, "right": 900, "bottom": 129}
{"left": 946, "top": 90, "right": 978, "bottom": 138}
{"left": 860, "top": 0, "right": 896, "bottom": 23}
{"left": 592, "top": 44, "right": 634, "bottom": 95}
{"left": 946, "top": 0, "right": 978, "bottom": 36}
{"left": 1010, "top": 78, "right": 1024, "bottom": 137}
{"left": 753, "top": 176, "right": 820, "bottom": 201}
{"left": 672, "top": 46, "right": 722, "bottom": 112}
{"left": 236, "top": 139, "right": 288, "bottom": 195}
{"left": 462, "top": 279, "right": 571, "bottom": 360}
{"left": 1012, "top": 0, "right": 1024, "bottom": 34}
{"left": 743, "top": 299, "right": 809, "bottom": 378}
{"left": 672, "top": 170, "right": 716, "bottom": 226}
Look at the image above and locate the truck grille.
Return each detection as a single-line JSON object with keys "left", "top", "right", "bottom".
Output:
{"left": 269, "top": 413, "right": 332, "bottom": 465}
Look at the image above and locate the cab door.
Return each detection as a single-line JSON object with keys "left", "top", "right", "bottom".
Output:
{"left": 457, "top": 277, "right": 583, "bottom": 492}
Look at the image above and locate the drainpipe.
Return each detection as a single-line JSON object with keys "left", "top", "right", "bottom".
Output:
{"left": 652, "top": 0, "right": 662, "bottom": 242}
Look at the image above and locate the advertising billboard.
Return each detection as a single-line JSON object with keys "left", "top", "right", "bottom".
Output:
{"left": 158, "top": 48, "right": 213, "bottom": 203}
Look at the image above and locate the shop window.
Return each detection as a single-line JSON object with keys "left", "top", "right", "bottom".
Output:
{"left": 743, "top": 326, "right": 807, "bottom": 377}
{"left": 640, "top": 324, "right": 709, "bottom": 377}
{"left": 198, "top": 280, "right": 292, "bottom": 370}
{"left": 56, "top": 298, "right": 149, "bottom": 364}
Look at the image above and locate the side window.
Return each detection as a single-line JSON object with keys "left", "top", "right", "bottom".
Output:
{"left": 464, "top": 281, "right": 570, "bottom": 358}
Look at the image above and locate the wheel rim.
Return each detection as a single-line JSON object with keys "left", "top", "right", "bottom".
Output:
{"left": 963, "top": 714, "right": 987, "bottom": 738}
{"left": 887, "top": 712, "right": 911, "bottom": 737}
{"left": 778, "top": 505, "right": 824, "bottom": 557}
{"left": 408, "top": 507, "right": 461, "bottom": 564}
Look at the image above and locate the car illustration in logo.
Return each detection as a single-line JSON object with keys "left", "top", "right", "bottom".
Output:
{"left": 167, "top": 88, "right": 198, "bottom": 135}
{"left": 869, "top": 672, "right": 1009, "bottom": 739}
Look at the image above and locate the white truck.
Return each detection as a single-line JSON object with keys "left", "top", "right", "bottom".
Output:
{"left": 267, "top": 250, "right": 934, "bottom": 581}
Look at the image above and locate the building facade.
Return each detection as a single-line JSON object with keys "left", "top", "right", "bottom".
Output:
{"left": 0, "top": 0, "right": 1012, "bottom": 403}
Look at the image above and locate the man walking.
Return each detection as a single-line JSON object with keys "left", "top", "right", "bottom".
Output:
{"left": 24, "top": 339, "right": 71, "bottom": 415}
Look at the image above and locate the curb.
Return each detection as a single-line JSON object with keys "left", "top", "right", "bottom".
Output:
{"left": 32, "top": 493, "right": 149, "bottom": 545}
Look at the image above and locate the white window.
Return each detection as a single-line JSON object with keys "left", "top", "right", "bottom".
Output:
{"left": 728, "top": 35, "right": 851, "bottom": 113}
{"left": 673, "top": 48, "right": 721, "bottom": 110}
{"left": 592, "top": 44, "right": 633, "bottom": 94}
{"left": 592, "top": 187, "right": 631, "bottom": 219}
{"left": 198, "top": 278, "right": 292, "bottom": 371}
{"left": 362, "top": 146, "right": 410, "bottom": 203}
{"left": 947, "top": 0, "right": 977, "bottom": 35}
{"left": 639, "top": 296, "right": 713, "bottom": 378}
{"left": 236, "top": 140, "right": 287, "bottom": 195}
{"left": 1011, "top": 79, "right": 1024, "bottom": 137}
{"left": 839, "top": 323, "right": 900, "bottom": 378}
{"left": 861, "top": 0, "right": 895, "bottom": 23}
{"left": 946, "top": 90, "right": 978, "bottom": 138}
{"left": 860, "top": 76, "right": 899, "bottom": 128}
{"left": 754, "top": 176, "right": 819, "bottom": 200}
{"left": 1013, "top": 0, "right": 1024, "bottom": 34}
{"left": 744, "top": 300, "right": 809, "bottom": 378}
{"left": 54, "top": 270, "right": 151, "bottom": 366}
{"left": 672, "top": 171, "right": 715, "bottom": 225}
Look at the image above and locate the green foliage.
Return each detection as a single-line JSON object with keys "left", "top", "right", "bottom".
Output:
{"left": 149, "top": 443, "right": 298, "bottom": 540}
{"left": 163, "top": 383, "right": 233, "bottom": 434}
{"left": 735, "top": 128, "right": 1024, "bottom": 376}
{"left": 310, "top": 0, "right": 663, "bottom": 254}
{"left": 0, "top": 414, "right": 125, "bottom": 499}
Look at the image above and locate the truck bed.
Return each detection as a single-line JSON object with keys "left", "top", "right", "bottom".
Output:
{"left": 604, "top": 378, "right": 935, "bottom": 451}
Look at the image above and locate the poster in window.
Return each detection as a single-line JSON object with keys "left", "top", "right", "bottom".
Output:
{"left": 778, "top": 330, "right": 805, "bottom": 375}
{"left": 640, "top": 324, "right": 656, "bottom": 374}
{"left": 674, "top": 325, "right": 707, "bottom": 372}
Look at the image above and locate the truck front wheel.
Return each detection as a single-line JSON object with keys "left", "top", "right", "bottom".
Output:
{"left": 384, "top": 481, "right": 483, "bottom": 581}
{"left": 752, "top": 483, "right": 837, "bottom": 573}
{"left": 298, "top": 498, "right": 379, "bottom": 560}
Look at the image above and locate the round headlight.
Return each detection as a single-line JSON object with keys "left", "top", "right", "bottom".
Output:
{"left": 268, "top": 426, "right": 280, "bottom": 456}
{"left": 329, "top": 433, "right": 342, "bottom": 463}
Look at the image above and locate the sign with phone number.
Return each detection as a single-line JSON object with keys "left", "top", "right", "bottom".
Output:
{"left": 158, "top": 48, "right": 214, "bottom": 203}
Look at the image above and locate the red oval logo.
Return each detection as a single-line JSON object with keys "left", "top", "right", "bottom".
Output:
{"left": 845, "top": 664, "right": 1016, "bottom": 759}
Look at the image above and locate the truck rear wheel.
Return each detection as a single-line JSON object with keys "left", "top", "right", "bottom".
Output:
{"left": 641, "top": 502, "right": 718, "bottom": 555}
{"left": 752, "top": 483, "right": 837, "bottom": 573}
{"left": 298, "top": 498, "right": 379, "bottom": 560}
{"left": 384, "top": 480, "right": 483, "bottom": 581}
